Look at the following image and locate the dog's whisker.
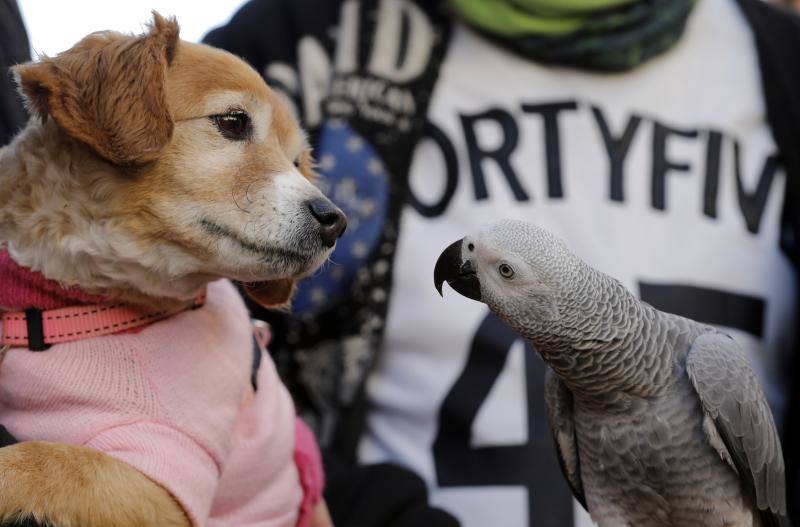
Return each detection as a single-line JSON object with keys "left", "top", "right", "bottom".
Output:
{"left": 231, "top": 184, "right": 248, "bottom": 213}
{"left": 244, "top": 180, "right": 256, "bottom": 205}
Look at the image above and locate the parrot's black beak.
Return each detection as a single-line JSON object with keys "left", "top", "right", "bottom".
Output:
{"left": 434, "top": 239, "right": 482, "bottom": 301}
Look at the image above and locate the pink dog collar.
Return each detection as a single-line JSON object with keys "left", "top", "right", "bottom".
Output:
{"left": 0, "top": 294, "right": 205, "bottom": 351}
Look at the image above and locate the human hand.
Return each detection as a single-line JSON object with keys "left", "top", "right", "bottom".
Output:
{"left": 310, "top": 499, "right": 333, "bottom": 527}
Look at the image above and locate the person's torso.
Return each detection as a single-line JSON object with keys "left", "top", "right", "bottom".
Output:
{"left": 360, "top": 1, "right": 796, "bottom": 526}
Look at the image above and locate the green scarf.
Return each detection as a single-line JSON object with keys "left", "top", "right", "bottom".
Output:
{"left": 449, "top": 0, "right": 697, "bottom": 72}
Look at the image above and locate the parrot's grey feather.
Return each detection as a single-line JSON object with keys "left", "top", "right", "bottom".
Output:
{"left": 543, "top": 368, "right": 587, "bottom": 510}
{"left": 686, "top": 332, "right": 788, "bottom": 524}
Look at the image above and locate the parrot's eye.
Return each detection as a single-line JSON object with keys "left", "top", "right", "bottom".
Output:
{"left": 498, "top": 263, "right": 515, "bottom": 279}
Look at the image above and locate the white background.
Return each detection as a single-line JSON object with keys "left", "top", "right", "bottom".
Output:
{"left": 18, "top": 1, "right": 248, "bottom": 56}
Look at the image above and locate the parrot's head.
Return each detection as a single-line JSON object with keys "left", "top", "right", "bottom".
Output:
{"left": 434, "top": 220, "right": 583, "bottom": 326}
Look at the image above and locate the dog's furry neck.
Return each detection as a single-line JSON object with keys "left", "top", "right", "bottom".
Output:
{"left": 0, "top": 121, "right": 213, "bottom": 309}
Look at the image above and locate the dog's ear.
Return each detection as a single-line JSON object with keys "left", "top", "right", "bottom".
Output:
{"left": 243, "top": 279, "right": 297, "bottom": 310}
{"left": 12, "top": 12, "right": 179, "bottom": 165}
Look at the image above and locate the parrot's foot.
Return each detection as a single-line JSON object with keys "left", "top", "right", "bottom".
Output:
{"left": 0, "top": 441, "right": 190, "bottom": 527}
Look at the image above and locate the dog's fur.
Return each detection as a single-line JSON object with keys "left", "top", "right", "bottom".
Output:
{"left": 0, "top": 441, "right": 190, "bottom": 527}
{"left": 0, "top": 13, "right": 340, "bottom": 526}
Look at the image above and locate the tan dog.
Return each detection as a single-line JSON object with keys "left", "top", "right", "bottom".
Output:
{"left": 0, "top": 13, "right": 341, "bottom": 527}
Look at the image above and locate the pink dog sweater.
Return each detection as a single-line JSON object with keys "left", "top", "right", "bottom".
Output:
{"left": 0, "top": 255, "right": 323, "bottom": 527}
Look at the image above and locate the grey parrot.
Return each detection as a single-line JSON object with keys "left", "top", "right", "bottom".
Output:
{"left": 433, "top": 219, "right": 789, "bottom": 527}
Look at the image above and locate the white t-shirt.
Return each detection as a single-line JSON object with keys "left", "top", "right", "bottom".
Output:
{"left": 359, "top": 0, "right": 796, "bottom": 526}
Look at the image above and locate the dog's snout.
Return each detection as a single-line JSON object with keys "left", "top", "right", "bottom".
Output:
{"left": 307, "top": 198, "right": 347, "bottom": 248}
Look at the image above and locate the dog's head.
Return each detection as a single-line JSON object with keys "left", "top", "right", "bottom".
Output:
{"left": 10, "top": 13, "right": 345, "bottom": 308}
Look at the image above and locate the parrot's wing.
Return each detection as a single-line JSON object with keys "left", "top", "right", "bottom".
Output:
{"left": 543, "top": 368, "right": 587, "bottom": 510}
{"left": 686, "top": 332, "right": 788, "bottom": 525}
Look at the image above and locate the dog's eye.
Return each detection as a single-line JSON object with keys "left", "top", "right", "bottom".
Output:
{"left": 210, "top": 110, "right": 251, "bottom": 141}
{"left": 293, "top": 158, "right": 301, "bottom": 168}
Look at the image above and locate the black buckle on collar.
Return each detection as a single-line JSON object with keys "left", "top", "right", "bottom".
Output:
{"left": 250, "top": 336, "right": 262, "bottom": 392}
{"left": 25, "top": 308, "right": 50, "bottom": 352}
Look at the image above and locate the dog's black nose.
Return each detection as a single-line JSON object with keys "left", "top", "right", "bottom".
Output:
{"left": 307, "top": 198, "right": 347, "bottom": 248}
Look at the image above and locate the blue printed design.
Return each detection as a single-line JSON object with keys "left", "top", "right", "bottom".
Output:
{"left": 293, "top": 121, "right": 390, "bottom": 314}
